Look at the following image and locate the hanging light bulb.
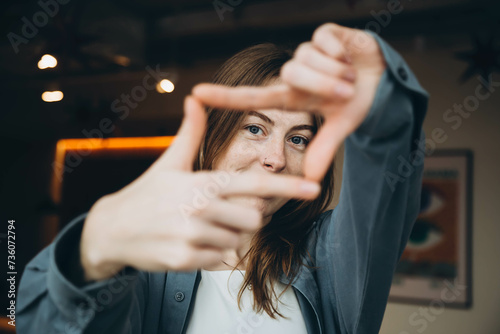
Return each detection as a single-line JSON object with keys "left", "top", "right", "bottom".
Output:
{"left": 38, "top": 54, "right": 58, "bottom": 69}
{"left": 156, "top": 79, "right": 175, "bottom": 93}
{"left": 42, "top": 91, "right": 64, "bottom": 102}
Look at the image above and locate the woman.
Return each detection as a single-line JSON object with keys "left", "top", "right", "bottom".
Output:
{"left": 17, "top": 23, "right": 429, "bottom": 333}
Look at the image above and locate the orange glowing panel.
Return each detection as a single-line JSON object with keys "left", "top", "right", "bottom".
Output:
{"left": 51, "top": 136, "right": 175, "bottom": 204}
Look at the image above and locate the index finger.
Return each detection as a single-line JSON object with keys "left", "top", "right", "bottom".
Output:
{"left": 214, "top": 171, "right": 321, "bottom": 200}
{"left": 192, "top": 83, "right": 311, "bottom": 112}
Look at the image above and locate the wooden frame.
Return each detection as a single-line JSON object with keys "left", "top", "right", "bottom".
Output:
{"left": 389, "top": 149, "right": 473, "bottom": 308}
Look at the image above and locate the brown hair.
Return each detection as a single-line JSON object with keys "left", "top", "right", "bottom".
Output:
{"left": 194, "top": 43, "right": 335, "bottom": 319}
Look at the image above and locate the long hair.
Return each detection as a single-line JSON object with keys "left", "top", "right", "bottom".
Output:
{"left": 194, "top": 43, "right": 335, "bottom": 319}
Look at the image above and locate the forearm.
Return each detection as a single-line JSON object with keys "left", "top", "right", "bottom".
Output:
{"left": 319, "top": 31, "right": 429, "bottom": 333}
{"left": 17, "top": 213, "right": 143, "bottom": 334}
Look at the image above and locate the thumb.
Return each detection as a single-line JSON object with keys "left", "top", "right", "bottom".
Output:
{"left": 155, "top": 96, "right": 207, "bottom": 171}
{"left": 303, "top": 117, "right": 348, "bottom": 182}
{"left": 326, "top": 23, "right": 381, "bottom": 64}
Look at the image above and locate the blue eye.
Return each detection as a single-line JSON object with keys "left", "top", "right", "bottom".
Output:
{"left": 290, "top": 136, "right": 309, "bottom": 146}
{"left": 246, "top": 125, "right": 263, "bottom": 135}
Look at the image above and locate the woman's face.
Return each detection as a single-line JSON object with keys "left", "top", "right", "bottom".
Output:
{"left": 213, "top": 108, "right": 315, "bottom": 221}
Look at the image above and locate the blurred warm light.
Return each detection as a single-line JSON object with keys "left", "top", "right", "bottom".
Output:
{"left": 42, "top": 91, "right": 64, "bottom": 102}
{"left": 156, "top": 79, "right": 175, "bottom": 93}
{"left": 51, "top": 136, "right": 175, "bottom": 204}
{"left": 114, "top": 55, "right": 131, "bottom": 67}
{"left": 38, "top": 54, "right": 58, "bottom": 69}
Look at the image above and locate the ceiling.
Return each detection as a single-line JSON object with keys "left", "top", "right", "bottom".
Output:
{"left": 0, "top": 0, "right": 498, "bottom": 82}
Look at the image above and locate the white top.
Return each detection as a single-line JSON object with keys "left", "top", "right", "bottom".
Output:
{"left": 185, "top": 269, "right": 308, "bottom": 334}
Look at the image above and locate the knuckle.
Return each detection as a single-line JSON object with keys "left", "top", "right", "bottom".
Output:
{"left": 312, "top": 26, "right": 329, "bottom": 45}
{"left": 182, "top": 248, "right": 197, "bottom": 266}
{"left": 294, "top": 43, "right": 312, "bottom": 63}
{"left": 280, "top": 62, "right": 295, "bottom": 83}
{"left": 185, "top": 223, "right": 204, "bottom": 243}
{"left": 171, "top": 246, "right": 196, "bottom": 271}
{"left": 323, "top": 22, "right": 338, "bottom": 30}
{"left": 317, "top": 23, "right": 337, "bottom": 36}
{"left": 165, "top": 248, "right": 184, "bottom": 271}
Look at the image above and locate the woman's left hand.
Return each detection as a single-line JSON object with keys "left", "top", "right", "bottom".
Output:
{"left": 192, "top": 23, "right": 386, "bottom": 182}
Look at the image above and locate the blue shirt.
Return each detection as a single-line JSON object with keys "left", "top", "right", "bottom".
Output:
{"left": 16, "top": 31, "right": 429, "bottom": 334}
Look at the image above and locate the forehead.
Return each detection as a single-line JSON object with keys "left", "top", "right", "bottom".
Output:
{"left": 247, "top": 108, "right": 314, "bottom": 126}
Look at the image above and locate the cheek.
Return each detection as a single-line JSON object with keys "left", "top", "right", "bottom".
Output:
{"left": 285, "top": 149, "right": 306, "bottom": 176}
{"left": 214, "top": 137, "right": 259, "bottom": 171}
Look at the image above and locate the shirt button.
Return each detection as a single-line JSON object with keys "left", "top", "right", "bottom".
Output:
{"left": 77, "top": 299, "right": 89, "bottom": 308}
{"left": 174, "top": 292, "right": 185, "bottom": 302}
{"left": 397, "top": 66, "right": 408, "bottom": 81}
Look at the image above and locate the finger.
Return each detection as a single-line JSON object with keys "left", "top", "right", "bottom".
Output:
{"left": 313, "top": 23, "right": 377, "bottom": 62}
{"left": 184, "top": 218, "right": 242, "bottom": 249}
{"left": 280, "top": 60, "right": 355, "bottom": 100}
{"left": 193, "top": 83, "right": 298, "bottom": 111}
{"left": 193, "top": 246, "right": 225, "bottom": 269}
{"left": 193, "top": 83, "right": 326, "bottom": 112}
{"left": 193, "top": 199, "right": 262, "bottom": 232}
{"left": 155, "top": 96, "right": 207, "bottom": 171}
{"left": 302, "top": 117, "right": 351, "bottom": 182}
{"left": 161, "top": 242, "right": 224, "bottom": 272}
{"left": 215, "top": 171, "right": 321, "bottom": 200}
{"left": 312, "top": 23, "right": 353, "bottom": 64}
{"left": 294, "top": 42, "right": 357, "bottom": 82}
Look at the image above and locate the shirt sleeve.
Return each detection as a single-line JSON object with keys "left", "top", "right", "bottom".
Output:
{"left": 315, "top": 31, "right": 429, "bottom": 333}
{"left": 16, "top": 213, "right": 147, "bottom": 334}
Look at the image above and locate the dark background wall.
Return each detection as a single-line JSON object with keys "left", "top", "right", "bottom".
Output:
{"left": 1, "top": 0, "right": 499, "bottom": 332}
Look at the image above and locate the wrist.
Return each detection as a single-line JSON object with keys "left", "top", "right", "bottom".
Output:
{"left": 80, "top": 196, "right": 124, "bottom": 282}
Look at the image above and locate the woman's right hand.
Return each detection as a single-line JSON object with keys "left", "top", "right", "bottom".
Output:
{"left": 79, "top": 96, "right": 321, "bottom": 282}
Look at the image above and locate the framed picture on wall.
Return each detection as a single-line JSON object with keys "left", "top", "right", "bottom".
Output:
{"left": 389, "top": 149, "right": 473, "bottom": 308}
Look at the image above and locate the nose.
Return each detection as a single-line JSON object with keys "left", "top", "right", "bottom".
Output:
{"left": 262, "top": 138, "right": 286, "bottom": 173}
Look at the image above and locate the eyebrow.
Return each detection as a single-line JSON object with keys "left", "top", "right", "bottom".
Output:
{"left": 247, "top": 110, "right": 316, "bottom": 133}
{"left": 248, "top": 110, "right": 274, "bottom": 125}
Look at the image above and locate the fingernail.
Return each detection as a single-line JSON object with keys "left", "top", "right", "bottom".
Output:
{"left": 192, "top": 84, "right": 208, "bottom": 97}
{"left": 192, "top": 85, "right": 202, "bottom": 96}
{"left": 300, "top": 182, "right": 320, "bottom": 195}
{"left": 343, "top": 69, "right": 357, "bottom": 82}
